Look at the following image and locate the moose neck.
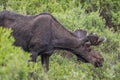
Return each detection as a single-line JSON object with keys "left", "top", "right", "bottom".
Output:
{"left": 51, "top": 19, "right": 81, "bottom": 51}
{"left": 54, "top": 36, "right": 81, "bottom": 52}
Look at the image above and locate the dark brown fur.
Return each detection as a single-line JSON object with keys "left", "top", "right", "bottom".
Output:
{"left": 0, "top": 10, "right": 105, "bottom": 72}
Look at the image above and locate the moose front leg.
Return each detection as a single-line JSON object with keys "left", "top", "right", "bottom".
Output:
{"left": 30, "top": 52, "right": 38, "bottom": 62}
{"left": 41, "top": 54, "right": 50, "bottom": 72}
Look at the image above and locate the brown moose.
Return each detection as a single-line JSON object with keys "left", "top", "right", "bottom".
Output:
{"left": 0, "top": 10, "right": 105, "bottom": 72}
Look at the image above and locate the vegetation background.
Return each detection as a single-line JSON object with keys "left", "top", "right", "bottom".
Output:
{"left": 0, "top": 0, "right": 120, "bottom": 80}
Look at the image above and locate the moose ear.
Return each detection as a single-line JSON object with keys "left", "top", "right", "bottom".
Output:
{"left": 85, "top": 41, "right": 91, "bottom": 47}
{"left": 74, "top": 29, "right": 87, "bottom": 38}
{"left": 79, "top": 36, "right": 89, "bottom": 45}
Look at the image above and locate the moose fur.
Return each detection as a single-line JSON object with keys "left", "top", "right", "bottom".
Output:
{"left": 0, "top": 10, "right": 105, "bottom": 72}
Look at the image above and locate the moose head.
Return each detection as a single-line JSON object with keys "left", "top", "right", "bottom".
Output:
{"left": 73, "top": 29, "right": 106, "bottom": 67}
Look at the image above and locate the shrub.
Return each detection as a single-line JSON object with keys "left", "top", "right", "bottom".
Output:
{"left": 0, "top": 27, "right": 29, "bottom": 80}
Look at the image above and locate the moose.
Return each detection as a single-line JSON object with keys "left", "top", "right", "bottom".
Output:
{"left": 0, "top": 10, "right": 105, "bottom": 72}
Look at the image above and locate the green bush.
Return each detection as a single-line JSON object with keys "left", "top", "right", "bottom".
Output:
{"left": 0, "top": 27, "right": 29, "bottom": 80}
{"left": 53, "top": 8, "right": 105, "bottom": 32}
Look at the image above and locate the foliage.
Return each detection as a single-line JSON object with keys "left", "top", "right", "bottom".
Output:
{"left": 0, "top": 0, "right": 120, "bottom": 80}
{"left": 0, "top": 27, "right": 30, "bottom": 80}
{"left": 80, "top": 0, "right": 120, "bottom": 32}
